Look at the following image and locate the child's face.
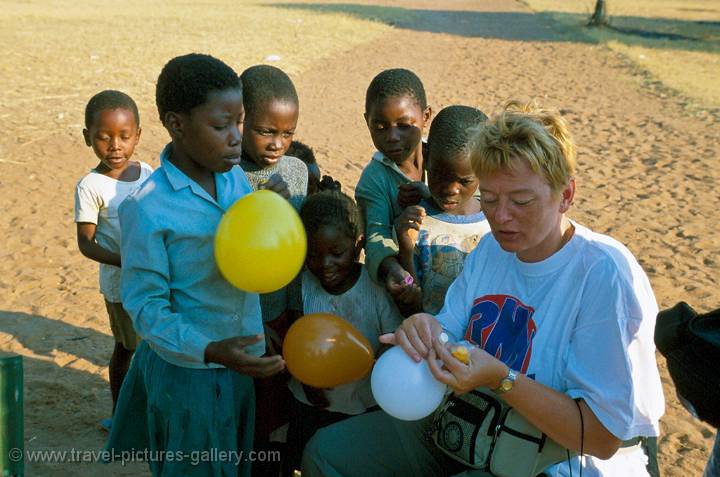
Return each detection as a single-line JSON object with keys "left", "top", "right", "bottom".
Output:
{"left": 427, "top": 152, "right": 479, "bottom": 214}
{"left": 83, "top": 108, "right": 141, "bottom": 171}
{"left": 176, "top": 88, "right": 244, "bottom": 173}
{"left": 306, "top": 224, "right": 360, "bottom": 294}
{"left": 242, "top": 99, "right": 299, "bottom": 168}
{"left": 365, "top": 96, "right": 430, "bottom": 165}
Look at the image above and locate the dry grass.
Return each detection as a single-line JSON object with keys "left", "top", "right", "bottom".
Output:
{"left": 0, "top": 0, "right": 392, "bottom": 163}
{"left": 521, "top": 0, "right": 720, "bottom": 109}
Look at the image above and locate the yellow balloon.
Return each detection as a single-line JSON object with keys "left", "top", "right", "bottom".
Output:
{"left": 215, "top": 189, "right": 306, "bottom": 293}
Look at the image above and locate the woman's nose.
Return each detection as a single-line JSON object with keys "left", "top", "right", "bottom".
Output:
{"left": 494, "top": 201, "right": 512, "bottom": 223}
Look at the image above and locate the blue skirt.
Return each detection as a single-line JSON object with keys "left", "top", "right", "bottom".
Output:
{"left": 105, "top": 341, "right": 255, "bottom": 477}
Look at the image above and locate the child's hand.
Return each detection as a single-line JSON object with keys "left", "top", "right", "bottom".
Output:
{"left": 259, "top": 174, "right": 291, "bottom": 199}
{"left": 204, "top": 335, "right": 285, "bottom": 378}
{"left": 394, "top": 205, "right": 425, "bottom": 251}
{"left": 392, "top": 282, "right": 423, "bottom": 317}
{"left": 302, "top": 383, "right": 330, "bottom": 409}
{"left": 398, "top": 182, "right": 430, "bottom": 209}
{"left": 384, "top": 260, "right": 423, "bottom": 316}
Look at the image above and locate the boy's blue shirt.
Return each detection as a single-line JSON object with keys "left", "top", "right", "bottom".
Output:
{"left": 119, "top": 144, "right": 265, "bottom": 369}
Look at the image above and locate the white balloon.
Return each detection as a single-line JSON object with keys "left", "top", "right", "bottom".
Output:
{"left": 371, "top": 346, "right": 447, "bottom": 421}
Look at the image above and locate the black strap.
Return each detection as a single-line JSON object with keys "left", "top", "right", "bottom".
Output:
{"left": 574, "top": 398, "right": 584, "bottom": 477}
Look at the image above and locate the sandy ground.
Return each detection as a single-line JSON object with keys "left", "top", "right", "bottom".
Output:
{"left": 1, "top": 0, "right": 719, "bottom": 475}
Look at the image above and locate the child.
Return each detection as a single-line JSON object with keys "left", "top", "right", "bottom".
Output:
{"left": 238, "top": 63, "right": 308, "bottom": 322}
{"left": 105, "top": 54, "right": 284, "bottom": 477}
{"left": 73, "top": 89, "right": 152, "bottom": 428}
{"left": 287, "top": 139, "right": 343, "bottom": 194}
{"left": 285, "top": 190, "right": 403, "bottom": 476}
{"left": 394, "top": 105, "right": 491, "bottom": 314}
{"left": 355, "top": 68, "right": 432, "bottom": 315}
{"left": 240, "top": 64, "right": 307, "bottom": 211}
{"left": 237, "top": 66, "right": 307, "bottom": 471}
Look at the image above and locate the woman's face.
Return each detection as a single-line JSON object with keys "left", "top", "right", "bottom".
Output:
{"left": 478, "top": 157, "right": 574, "bottom": 263}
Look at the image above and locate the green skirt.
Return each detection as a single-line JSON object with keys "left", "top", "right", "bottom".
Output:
{"left": 104, "top": 341, "right": 255, "bottom": 477}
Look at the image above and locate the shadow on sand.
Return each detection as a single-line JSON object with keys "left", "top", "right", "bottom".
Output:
{"left": 267, "top": 3, "right": 720, "bottom": 53}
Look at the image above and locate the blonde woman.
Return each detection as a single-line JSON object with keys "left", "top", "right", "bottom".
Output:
{"left": 303, "top": 102, "right": 664, "bottom": 477}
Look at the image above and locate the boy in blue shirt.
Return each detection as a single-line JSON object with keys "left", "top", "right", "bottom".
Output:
{"left": 105, "top": 53, "right": 283, "bottom": 477}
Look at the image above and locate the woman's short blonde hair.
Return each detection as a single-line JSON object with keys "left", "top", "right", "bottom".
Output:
{"left": 470, "top": 100, "right": 576, "bottom": 194}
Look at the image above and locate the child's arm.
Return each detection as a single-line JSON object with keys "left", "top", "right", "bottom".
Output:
{"left": 355, "top": 173, "right": 400, "bottom": 283}
{"left": 393, "top": 205, "right": 425, "bottom": 282}
{"left": 76, "top": 223, "right": 121, "bottom": 267}
{"left": 74, "top": 182, "right": 121, "bottom": 265}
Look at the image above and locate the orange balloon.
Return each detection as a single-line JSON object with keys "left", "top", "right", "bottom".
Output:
{"left": 284, "top": 313, "right": 375, "bottom": 388}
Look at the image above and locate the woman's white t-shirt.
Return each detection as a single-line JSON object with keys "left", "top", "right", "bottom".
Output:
{"left": 436, "top": 222, "right": 664, "bottom": 477}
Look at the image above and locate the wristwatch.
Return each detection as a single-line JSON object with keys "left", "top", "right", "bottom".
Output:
{"left": 493, "top": 368, "right": 518, "bottom": 395}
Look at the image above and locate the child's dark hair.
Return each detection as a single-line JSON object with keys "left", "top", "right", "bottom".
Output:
{"left": 286, "top": 140, "right": 316, "bottom": 165}
{"left": 365, "top": 68, "right": 427, "bottom": 113}
{"left": 85, "top": 90, "right": 139, "bottom": 129}
{"left": 240, "top": 65, "right": 299, "bottom": 118}
{"left": 300, "top": 190, "right": 363, "bottom": 241}
{"left": 427, "top": 105, "right": 487, "bottom": 161}
{"left": 155, "top": 53, "right": 241, "bottom": 125}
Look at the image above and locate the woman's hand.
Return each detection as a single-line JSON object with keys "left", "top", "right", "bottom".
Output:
{"left": 427, "top": 339, "right": 508, "bottom": 394}
{"left": 205, "top": 335, "right": 285, "bottom": 378}
{"left": 379, "top": 313, "right": 442, "bottom": 362}
{"left": 259, "top": 174, "right": 291, "bottom": 199}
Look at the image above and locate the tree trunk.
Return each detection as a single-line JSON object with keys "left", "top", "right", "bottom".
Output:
{"left": 588, "top": 0, "right": 609, "bottom": 27}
